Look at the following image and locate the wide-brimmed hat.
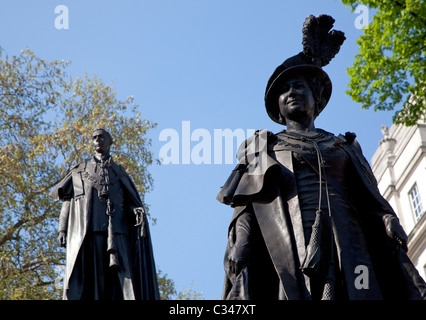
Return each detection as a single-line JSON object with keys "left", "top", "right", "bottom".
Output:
{"left": 265, "top": 52, "right": 332, "bottom": 124}
{"left": 264, "top": 14, "right": 345, "bottom": 125}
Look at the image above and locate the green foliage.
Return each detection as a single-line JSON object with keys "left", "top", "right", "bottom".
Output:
{"left": 157, "top": 270, "right": 204, "bottom": 300}
{"left": 175, "top": 281, "right": 205, "bottom": 300}
{"left": 0, "top": 48, "right": 156, "bottom": 299}
{"left": 342, "top": 0, "right": 426, "bottom": 125}
{"left": 157, "top": 269, "right": 177, "bottom": 300}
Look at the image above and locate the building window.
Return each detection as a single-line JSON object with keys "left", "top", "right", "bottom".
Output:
{"left": 409, "top": 183, "right": 424, "bottom": 221}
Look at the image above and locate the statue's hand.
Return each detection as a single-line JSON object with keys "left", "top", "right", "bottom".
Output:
{"left": 58, "top": 231, "right": 67, "bottom": 248}
{"left": 383, "top": 215, "right": 408, "bottom": 252}
{"left": 227, "top": 254, "right": 244, "bottom": 276}
{"left": 227, "top": 211, "right": 252, "bottom": 276}
{"left": 227, "top": 245, "right": 250, "bottom": 276}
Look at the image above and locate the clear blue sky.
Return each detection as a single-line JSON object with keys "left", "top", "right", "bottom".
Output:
{"left": 0, "top": 0, "right": 396, "bottom": 299}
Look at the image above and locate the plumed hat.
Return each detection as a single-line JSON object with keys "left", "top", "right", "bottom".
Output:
{"left": 265, "top": 14, "right": 346, "bottom": 124}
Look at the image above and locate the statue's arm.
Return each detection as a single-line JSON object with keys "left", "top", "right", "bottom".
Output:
{"left": 226, "top": 205, "right": 254, "bottom": 276}
{"left": 58, "top": 200, "right": 70, "bottom": 248}
{"left": 344, "top": 135, "right": 408, "bottom": 251}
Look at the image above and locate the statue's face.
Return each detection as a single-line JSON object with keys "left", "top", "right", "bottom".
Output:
{"left": 92, "top": 129, "right": 112, "bottom": 154}
{"left": 278, "top": 76, "right": 316, "bottom": 123}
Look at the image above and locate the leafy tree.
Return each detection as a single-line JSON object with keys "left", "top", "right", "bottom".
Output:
{"left": 0, "top": 47, "right": 205, "bottom": 300}
{"left": 0, "top": 48, "right": 156, "bottom": 299}
{"left": 157, "top": 270, "right": 205, "bottom": 300}
{"left": 175, "top": 281, "right": 205, "bottom": 300}
{"left": 157, "top": 269, "right": 177, "bottom": 299}
{"left": 342, "top": 0, "right": 426, "bottom": 125}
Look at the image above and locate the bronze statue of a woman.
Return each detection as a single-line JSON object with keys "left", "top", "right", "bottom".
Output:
{"left": 217, "top": 14, "right": 426, "bottom": 300}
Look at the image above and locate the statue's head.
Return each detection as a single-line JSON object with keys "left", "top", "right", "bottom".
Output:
{"left": 264, "top": 14, "right": 345, "bottom": 125}
{"left": 265, "top": 54, "right": 331, "bottom": 125}
{"left": 277, "top": 74, "right": 319, "bottom": 125}
{"left": 92, "top": 128, "right": 113, "bottom": 154}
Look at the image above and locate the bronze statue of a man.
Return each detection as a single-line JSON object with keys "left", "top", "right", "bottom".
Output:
{"left": 50, "top": 128, "right": 159, "bottom": 300}
{"left": 217, "top": 15, "right": 426, "bottom": 300}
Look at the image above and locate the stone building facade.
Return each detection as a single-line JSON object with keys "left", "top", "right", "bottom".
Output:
{"left": 371, "top": 122, "right": 426, "bottom": 280}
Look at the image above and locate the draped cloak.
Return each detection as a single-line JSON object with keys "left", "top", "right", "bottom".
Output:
{"left": 50, "top": 158, "right": 160, "bottom": 300}
{"left": 217, "top": 129, "right": 426, "bottom": 300}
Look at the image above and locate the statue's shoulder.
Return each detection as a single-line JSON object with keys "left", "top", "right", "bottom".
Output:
{"left": 67, "top": 159, "right": 91, "bottom": 175}
{"left": 236, "top": 129, "right": 277, "bottom": 161}
{"left": 50, "top": 161, "right": 89, "bottom": 200}
{"left": 336, "top": 131, "right": 364, "bottom": 154}
{"left": 239, "top": 129, "right": 277, "bottom": 146}
{"left": 110, "top": 160, "right": 127, "bottom": 175}
{"left": 73, "top": 162, "right": 86, "bottom": 171}
{"left": 338, "top": 131, "right": 379, "bottom": 186}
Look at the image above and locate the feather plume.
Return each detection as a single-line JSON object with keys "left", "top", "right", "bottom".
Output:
{"left": 302, "top": 14, "right": 346, "bottom": 67}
